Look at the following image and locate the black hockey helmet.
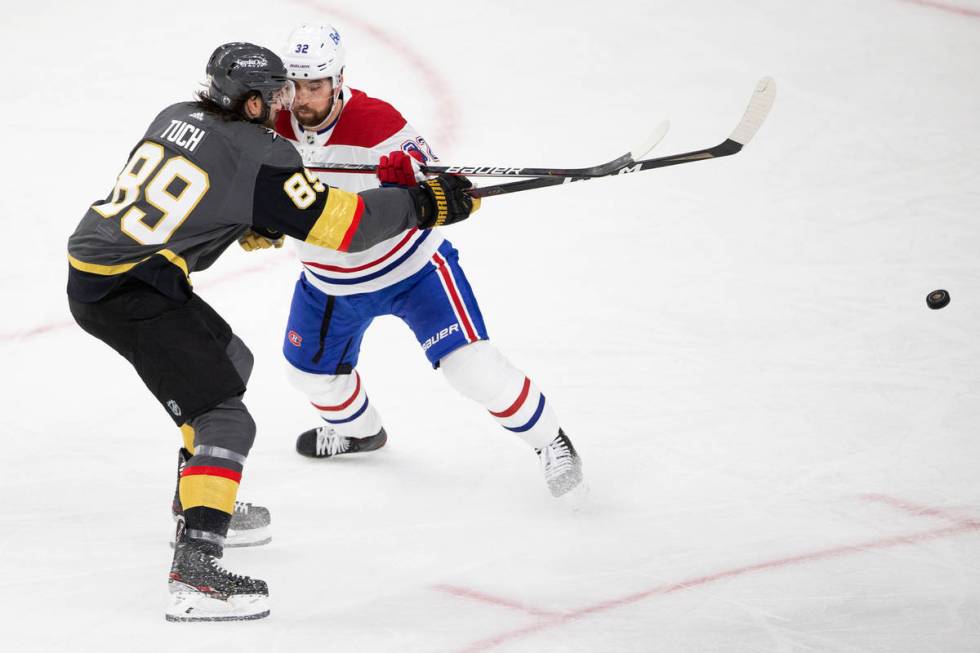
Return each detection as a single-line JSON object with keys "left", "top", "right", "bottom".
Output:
{"left": 205, "top": 42, "right": 290, "bottom": 108}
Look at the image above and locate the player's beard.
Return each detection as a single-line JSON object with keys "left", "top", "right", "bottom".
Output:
{"left": 294, "top": 97, "right": 334, "bottom": 129}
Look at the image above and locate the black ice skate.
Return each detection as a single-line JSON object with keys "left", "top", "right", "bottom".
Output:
{"left": 296, "top": 425, "right": 388, "bottom": 459}
{"left": 166, "top": 532, "right": 269, "bottom": 622}
{"left": 172, "top": 448, "right": 271, "bottom": 547}
{"left": 537, "top": 430, "right": 588, "bottom": 502}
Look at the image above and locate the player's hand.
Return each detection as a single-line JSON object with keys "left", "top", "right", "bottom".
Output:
{"left": 239, "top": 228, "right": 285, "bottom": 251}
{"left": 378, "top": 150, "right": 424, "bottom": 187}
{"left": 409, "top": 175, "right": 480, "bottom": 229}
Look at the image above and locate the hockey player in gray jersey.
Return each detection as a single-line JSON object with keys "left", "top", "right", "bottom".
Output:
{"left": 66, "top": 42, "right": 476, "bottom": 622}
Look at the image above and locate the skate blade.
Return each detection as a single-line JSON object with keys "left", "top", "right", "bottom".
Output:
{"left": 225, "top": 525, "right": 271, "bottom": 548}
{"left": 556, "top": 480, "right": 590, "bottom": 511}
{"left": 165, "top": 588, "right": 269, "bottom": 622}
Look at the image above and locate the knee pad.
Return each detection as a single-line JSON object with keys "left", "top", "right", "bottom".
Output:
{"left": 226, "top": 334, "right": 254, "bottom": 385}
{"left": 285, "top": 362, "right": 356, "bottom": 403}
{"left": 440, "top": 341, "right": 523, "bottom": 405}
{"left": 189, "top": 396, "right": 256, "bottom": 460}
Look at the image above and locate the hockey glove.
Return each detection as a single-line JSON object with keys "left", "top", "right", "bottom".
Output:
{"left": 409, "top": 175, "right": 480, "bottom": 229}
{"left": 239, "top": 227, "right": 285, "bottom": 251}
{"left": 378, "top": 150, "right": 424, "bottom": 187}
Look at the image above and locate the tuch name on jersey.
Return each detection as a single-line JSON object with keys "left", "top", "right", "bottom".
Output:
{"left": 161, "top": 119, "right": 207, "bottom": 153}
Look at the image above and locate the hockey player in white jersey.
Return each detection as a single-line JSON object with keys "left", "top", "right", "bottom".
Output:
{"left": 274, "top": 24, "right": 584, "bottom": 500}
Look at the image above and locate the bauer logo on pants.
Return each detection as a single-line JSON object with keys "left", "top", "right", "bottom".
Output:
{"left": 422, "top": 323, "right": 459, "bottom": 352}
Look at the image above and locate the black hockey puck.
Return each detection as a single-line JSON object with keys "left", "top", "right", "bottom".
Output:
{"left": 926, "top": 289, "right": 950, "bottom": 310}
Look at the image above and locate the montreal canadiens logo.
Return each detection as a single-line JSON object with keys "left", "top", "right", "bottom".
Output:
{"left": 288, "top": 330, "right": 303, "bottom": 347}
{"left": 401, "top": 140, "right": 428, "bottom": 163}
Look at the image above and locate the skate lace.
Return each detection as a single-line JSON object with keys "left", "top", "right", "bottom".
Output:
{"left": 316, "top": 426, "right": 349, "bottom": 456}
{"left": 208, "top": 555, "right": 250, "bottom": 582}
{"left": 539, "top": 438, "right": 574, "bottom": 479}
{"left": 234, "top": 501, "right": 250, "bottom": 515}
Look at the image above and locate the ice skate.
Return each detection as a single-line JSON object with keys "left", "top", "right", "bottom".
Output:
{"left": 537, "top": 430, "right": 588, "bottom": 505}
{"left": 296, "top": 425, "right": 387, "bottom": 459}
{"left": 172, "top": 448, "right": 271, "bottom": 547}
{"left": 166, "top": 532, "right": 269, "bottom": 622}
{"left": 226, "top": 501, "right": 271, "bottom": 547}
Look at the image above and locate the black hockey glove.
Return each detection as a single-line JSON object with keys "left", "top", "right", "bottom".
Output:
{"left": 408, "top": 175, "right": 481, "bottom": 229}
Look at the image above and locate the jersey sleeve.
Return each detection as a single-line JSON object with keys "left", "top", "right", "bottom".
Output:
{"left": 250, "top": 164, "right": 419, "bottom": 253}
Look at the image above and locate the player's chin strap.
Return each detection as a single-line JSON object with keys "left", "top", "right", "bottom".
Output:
{"left": 304, "top": 94, "right": 345, "bottom": 134}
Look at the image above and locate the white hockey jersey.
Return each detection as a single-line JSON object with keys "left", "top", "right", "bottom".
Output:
{"left": 274, "top": 87, "right": 444, "bottom": 295}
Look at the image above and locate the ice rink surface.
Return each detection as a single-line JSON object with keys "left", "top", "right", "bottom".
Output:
{"left": 3, "top": 0, "right": 980, "bottom": 650}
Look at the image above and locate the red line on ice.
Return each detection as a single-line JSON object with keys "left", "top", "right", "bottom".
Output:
{"left": 860, "top": 493, "right": 980, "bottom": 527}
{"left": 433, "top": 584, "right": 560, "bottom": 619}
{"left": 452, "top": 498, "right": 980, "bottom": 652}
{"left": 1, "top": 259, "right": 288, "bottom": 344}
{"left": 0, "top": 320, "right": 76, "bottom": 342}
{"left": 899, "top": 0, "right": 980, "bottom": 18}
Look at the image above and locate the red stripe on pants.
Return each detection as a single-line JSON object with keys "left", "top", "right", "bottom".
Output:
{"left": 434, "top": 252, "right": 478, "bottom": 341}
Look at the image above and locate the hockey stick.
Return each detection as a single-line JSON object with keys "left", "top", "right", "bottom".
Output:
{"left": 306, "top": 121, "right": 670, "bottom": 179}
{"left": 469, "top": 76, "right": 776, "bottom": 199}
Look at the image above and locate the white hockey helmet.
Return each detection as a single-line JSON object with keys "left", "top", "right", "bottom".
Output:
{"left": 282, "top": 24, "right": 346, "bottom": 91}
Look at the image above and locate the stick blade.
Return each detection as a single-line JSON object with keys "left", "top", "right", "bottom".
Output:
{"left": 631, "top": 120, "right": 671, "bottom": 161}
{"left": 728, "top": 77, "right": 777, "bottom": 146}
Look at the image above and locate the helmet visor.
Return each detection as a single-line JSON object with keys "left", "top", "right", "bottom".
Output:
{"left": 271, "top": 80, "right": 295, "bottom": 111}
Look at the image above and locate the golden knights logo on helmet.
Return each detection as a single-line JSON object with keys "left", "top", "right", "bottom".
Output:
{"left": 206, "top": 42, "right": 288, "bottom": 107}
{"left": 235, "top": 57, "right": 269, "bottom": 68}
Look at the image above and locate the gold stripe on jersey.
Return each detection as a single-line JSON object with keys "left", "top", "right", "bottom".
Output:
{"left": 157, "top": 249, "right": 190, "bottom": 277}
{"left": 305, "top": 189, "right": 361, "bottom": 250}
{"left": 67, "top": 249, "right": 189, "bottom": 278}
{"left": 67, "top": 254, "right": 139, "bottom": 276}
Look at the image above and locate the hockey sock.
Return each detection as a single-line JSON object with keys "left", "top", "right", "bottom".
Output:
{"left": 486, "top": 375, "right": 560, "bottom": 449}
{"left": 178, "top": 398, "right": 255, "bottom": 542}
{"left": 287, "top": 366, "right": 383, "bottom": 438}
{"left": 179, "top": 465, "right": 237, "bottom": 542}
{"left": 180, "top": 423, "right": 196, "bottom": 454}
{"left": 440, "top": 341, "right": 560, "bottom": 450}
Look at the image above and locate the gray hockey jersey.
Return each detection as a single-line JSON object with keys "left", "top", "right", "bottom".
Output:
{"left": 67, "top": 102, "right": 419, "bottom": 301}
